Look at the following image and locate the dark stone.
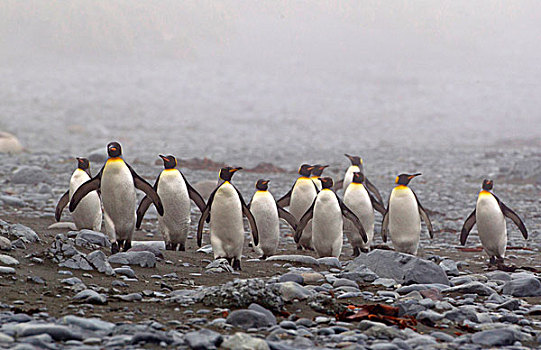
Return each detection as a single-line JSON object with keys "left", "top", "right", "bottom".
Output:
{"left": 502, "top": 277, "right": 541, "bottom": 297}
{"left": 184, "top": 328, "right": 223, "bottom": 350}
{"left": 226, "top": 309, "right": 274, "bottom": 329}
{"left": 471, "top": 329, "right": 516, "bottom": 346}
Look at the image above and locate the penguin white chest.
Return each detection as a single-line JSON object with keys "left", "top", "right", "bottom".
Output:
{"left": 343, "top": 165, "right": 361, "bottom": 191}
{"left": 157, "top": 170, "right": 191, "bottom": 241}
{"left": 69, "top": 169, "right": 102, "bottom": 231}
{"left": 210, "top": 182, "right": 244, "bottom": 259}
{"left": 312, "top": 190, "right": 343, "bottom": 257}
{"left": 250, "top": 191, "right": 279, "bottom": 256}
{"left": 290, "top": 177, "right": 318, "bottom": 247}
{"left": 388, "top": 186, "right": 420, "bottom": 254}
{"left": 343, "top": 183, "right": 374, "bottom": 248}
{"left": 101, "top": 160, "right": 136, "bottom": 229}
{"left": 476, "top": 192, "right": 507, "bottom": 258}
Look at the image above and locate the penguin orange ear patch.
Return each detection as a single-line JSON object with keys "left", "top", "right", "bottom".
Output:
{"left": 395, "top": 176, "right": 399, "bottom": 184}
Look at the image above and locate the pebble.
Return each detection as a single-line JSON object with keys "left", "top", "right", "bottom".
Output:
{"left": 0, "top": 266, "right": 16, "bottom": 274}
{"left": 0, "top": 254, "right": 19, "bottom": 265}
{"left": 72, "top": 289, "right": 107, "bottom": 305}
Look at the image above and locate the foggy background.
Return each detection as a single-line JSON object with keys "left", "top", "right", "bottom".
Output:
{"left": 1, "top": 0, "right": 540, "bottom": 167}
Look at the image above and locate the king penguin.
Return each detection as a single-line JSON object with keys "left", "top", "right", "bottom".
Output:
{"left": 69, "top": 142, "right": 164, "bottom": 253}
{"left": 197, "top": 167, "right": 258, "bottom": 270}
{"left": 277, "top": 164, "right": 318, "bottom": 250}
{"left": 311, "top": 164, "right": 328, "bottom": 191}
{"left": 334, "top": 154, "right": 384, "bottom": 206}
{"left": 381, "top": 173, "right": 433, "bottom": 255}
{"left": 295, "top": 177, "right": 367, "bottom": 258}
{"left": 249, "top": 179, "right": 298, "bottom": 259}
{"left": 460, "top": 179, "right": 528, "bottom": 264}
{"left": 343, "top": 172, "right": 386, "bottom": 256}
{"left": 55, "top": 157, "right": 102, "bottom": 231}
{"left": 136, "top": 154, "right": 206, "bottom": 251}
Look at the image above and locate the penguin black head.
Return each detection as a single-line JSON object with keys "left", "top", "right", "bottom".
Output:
{"left": 482, "top": 179, "right": 494, "bottom": 191}
{"left": 395, "top": 173, "right": 421, "bottom": 186}
{"left": 352, "top": 171, "right": 365, "bottom": 184}
{"left": 256, "top": 179, "right": 270, "bottom": 191}
{"left": 107, "top": 142, "right": 122, "bottom": 158}
{"left": 345, "top": 154, "right": 363, "bottom": 167}
{"left": 76, "top": 157, "right": 90, "bottom": 170}
{"left": 219, "top": 166, "right": 242, "bottom": 182}
{"left": 311, "top": 165, "right": 329, "bottom": 177}
{"left": 159, "top": 154, "right": 177, "bottom": 169}
{"left": 298, "top": 164, "right": 315, "bottom": 177}
{"left": 319, "top": 177, "right": 334, "bottom": 189}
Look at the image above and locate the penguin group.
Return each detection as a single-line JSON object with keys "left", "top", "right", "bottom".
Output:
{"left": 56, "top": 142, "right": 529, "bottom": 270}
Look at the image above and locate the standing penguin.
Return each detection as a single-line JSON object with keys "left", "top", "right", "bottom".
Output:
{"left": 277, "top": 164, "right": 318, "bottom": 250}
{"left": 197, "top": 167, "right": 258, "bottom": 270}
{"left": 460, "top": 179, "right": 528, "bottom": 264}
{"left": 136, "top": 155, "right": 206, "bottom": 251}
{"left": 295, "top": 177, "right": 366, "bottom": 258}
{"left": 311, "top": 164, "right": 329, "bottom": 191}
{"left": 334, "top": 154, "right": 384, "bottom": 206}
{"left": 55, "top": 157, "right": 102, "bottom": 231}
{"left": 69, "top": 142, "right": 164, "bottom": 253}
{"left": 381, "top": 173, "right": 433, "bottom": 255}
{"left": 343, "top": 172, "right": 386, "bottom": 256}
{"left": 249, "top": 179, "right": 298, "bottom": 259}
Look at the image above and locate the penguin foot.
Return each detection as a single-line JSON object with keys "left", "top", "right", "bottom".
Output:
{"left": 352, "top": 247, "right": 361, "bottom": 257}
{"left": 123, "top": 240, "right": 132, "bottom": 251}
{"left": 232, "top": 258, "right": 241, "bottom": 271}
{"left": 225, "top": 257, "right": 233, "bottom": 266}
{"left": 111, "top": 242, "right": 120, "bottom": 254}
{"left": 360, "top": 247, "right": 370, "bottom": 253}
{"left": 248, "top": 242, "right": 253, "bottom": 248}
{"left": 165, "top": 243, "right": 173, "bottom": 251}
{"left": 297, "top": 245, "right": 303, "bottom": 250}
{"left": 117, "top": 240, "right": 125, "bottom": 251}
{"left": 178, "top": 243, "right": 185, "bottom": 251}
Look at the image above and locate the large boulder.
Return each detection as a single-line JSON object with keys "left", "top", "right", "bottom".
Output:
{"left": 345, "top": 249, "right": 449, "bottom": 286}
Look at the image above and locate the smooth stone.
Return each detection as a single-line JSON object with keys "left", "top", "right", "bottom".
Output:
{"left": 279, "top": 321, "right": 297, "bottom": 330}
{"left": 442, "top": 281, "right": 496, "bottom": 296}
{"left": 0, "top": 131, "right": 23, "bottom": 153}
{"left": 108, "top": 251, "right": 156, "bottom": 267}
{"left": 0, "top": 195, "right": 25, "bottom": 207}
{"left": 131, "top": 331, "right": 172, "bottom": 345}
{"left": 7, "top": 224, "right": 39, "bottom": 243}
{"left": 72, "top": 289, "right": 107, "bottom": 305}
{"left": 416, "top": 310, "right": 444, "bottom": 323}
{"left": 15, "top": 324, "right": 82, "bottom": 341}
{"left": 128, "top": 244, "right": 164, "bottom": 258}
{"left": 317, "top": 257, "right": 341, "bottom": 268}
{"left": 61, "top": 277, "right": 83, "bottom": 285}
{"left": 439, "top": 259, "right": 459, "bottom": 276}
{"left": 277, "top": 281, "right": 313, "bottom": 301}
{"left": 11, "top": 166, "right": 50, "bottom": 184}
{"left": 0, "top": 266, "right": 15, "bottom": 274}
{"left": 60, "top": 315, "right": 115, "bottom": 331}
{"left": 114, "top": 293, "right": 143, "bottom": 302}
{"left": 372, "top": 278, "right": 397, "bottom": 287}
{"left": 471, "top": 329, "right": 516, "bottom": 346}
{"left": 0, "top": 236, "right": 11, "bottom": 251}
{"left": 502, "top": 277, "right": 541, "bottom": 297}
{"left": 486, "top": 271, "right": 512, "bottom": 282}
{"left": 226, "top": 310, "right": 274, "bottom": 329}
{"left": 266, "top": 255, "right": 319, "bottom": 266}
{"left": 346, "top": 249, "right": 449, "bottom": 286}
{"left": 0, "top": 254, "right": 19, "bottom": 265}
{"left": 114, "top": 267, "right": 136, "bottom": 278}
{"left": 0, "top": 332, "right": 14, "bottom": 343}
{"left": 221, "top": 332, "right": 269, "bottom": 350}
{"left": 333, "top": 278, "right": 358, "bottom": 288}
{"left": 431, "top": 331, "right": 454, "bottom": 342}
{"left": 301, "top": 272, "right": 324, "bottom": 284}
{"left": 279, "top": 273, "right": 304, "bottom": 285}
{"left": 248, "top": 303, "right": 277, "bottom": 326}
{"left": 48, "top": 222, "right": 77, "bottom": 230}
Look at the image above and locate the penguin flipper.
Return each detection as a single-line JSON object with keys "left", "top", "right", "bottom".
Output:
{"left": 381, "top": 210, "right": 389, "bottom": 242}
{"left": 365, "top": 177, "right": 384, "bottom": 206}
{"left": 412, "top": 191, "right": 433, "bottom": 238}
{"left": 136, "top": 196, "right": 153, "bottom": 229}
{"left": 180, "top": 172, "right": 206, "bottom": 213}
{"left": 460, "top": 209, "right": 476, "bottom": 245}
{"left": 368, "top": 191, "right": 386, "bottom": 215}
{"left": 277, "top": 205, "right": 298, "bottom": 231}
{"left": 55, "top": 190, "right": 70, "bottom": 221}
{"left": 340, "top": 200, "right": 368, "bottom": 243}
{"left": 498, "top": 200, "right": 528, "bottom": 239}
{"left": 69, "top": 172, "right": 101, "bottom": 212}
{"left": 333, "top": 179, "right": 344, "bottom": 191}
{"left": 295, "top": 200, "right": 315, "bottom": 243}
{"left": 127, "top": 164, "right": 164, "bottom": 216}
{"left": 276, "top": 186, "right": 293, "bottom": 207}
{"left": 242, "top": 204, "right": 259, "bottom": 246}
{"left": 197, "top": 188, "right": 217, "bottom": 247}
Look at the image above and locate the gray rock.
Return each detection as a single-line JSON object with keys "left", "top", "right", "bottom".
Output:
{"left": 0, "top": 254, "right": 19, "bottom": 265}
{"left": 443, "top": 306, "right": 478, "bottom": 322}
{"left": 131, "top": 331, "right": 172, "bottom": 345}
{"left": 74, "top": 230, "right": 110, "bottom": 247}
{"left": 131, "top": 240, "right": 166, "bottom": 250}
{"left": 196, "top": 244, "right": 213, "bottom": 254}
{"left": 345, "top": 249, "right": 449, "bottom": 285}
{"left": 114, "top": 293, "right": 143, "bottom": 302}
{"left": 114, "top": 267, "right": 136, "bottom": 278}
{"left": 59, "top": 253, "right": 93, "bottom": 270}
{"left": 339, "top": 264, "right": 378, "bottom": 283}
{"left": 279, "top": 273, "right": 304, "bottom": 285}
{"left": 11, "top": 166, "right": 50, "bottom": 184}
{"left": 486, "top": 271, "right": 511, "bottom": 282}
{"left": 185, "top": 328, "right": 223, "bottom": 350}
{"left": 373, "top": 278, "right": 397, "bottom": 287}
{"left": 0, "top": 236, "right": 11, "bottom": 251}
{"left": 0, "top": 131, "right": 23, "bottom": 154}
{"left": 72, "top": 289, "right": 107, "bottom": 305}
{"left": 15, "top": 323, "right": 82, "bottom": 341}
{"left": 222, "top": 332, "right": 269, "bottom": 350}
{"left": 108, "top": 251, "right": 156, "bottom": 267}
{"left": 471, "top": 328, "right": 516, "bottom": 346}
{"left": 0, "top": 266, "right": 15, "bottom": 274}
{"left": 359, "top": 320, "right": 405, "bottom": 339}
{"left": 278, "top": 281, "right": 313, "bottom": 302}
{"left": 333, "top": 278, "right": 358, "bottom": 288}
{"left": 226, "top": 309, "right": 274, "bottom": 329}
{"left": 416, "top": 310, "right": 444, "bottom": 324}
{"left": 443, "top": 282, "right": 496, "bottom": 296}
{"left": 205, "top": 258, "right": 234, "bottom": 273}
{"left": 396, "top": 284, "right": 449, "bottom": 294}
{"left": 248, "top": 303, "right": 277, "bottom": 326}
{"left": 317, "top": 257, "right": 341, "bottom": 268}
{"left": 266, "top": 255, "right": 319, "bottom": 266}
{"left": 60, "top": 315, "right": 115, "bottom": 331}
{"left": 0, "top": 195, "right": 25, "bottom": 207}
{"left": 7, "top": 224, "right": 39, "bottom": 243}
{"left": 47, "top": 222, "right": 77, "bottom": 230}
{"left": 87, "top": 148, "right": 108, "bottom": 162}
{"left": 87, "top": 250, "right": 114, "bottom": 275}
{"left": 0, "top": 332, "right": 14, "bottom": 343}
{"left": 439, "top": 259, "right": 459, "bottom": 276}
{"left": 61, "top": 277, "right": 83, "bottom": 285}
{"left": 502, "top": 277, "right": 541, "bottom": 297}
{"left": 127, "top": 244, "right": 164, "bottom": 259}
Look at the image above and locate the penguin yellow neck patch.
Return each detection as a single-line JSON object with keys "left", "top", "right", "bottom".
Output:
{"left": 479, "top": 190, "right": 492, "bottom": 197}
{"left": 107, "top": 157, "right": 123, "bottom": 163}
{"left": 395, "top": 185, "right": 409, "bottom": 190}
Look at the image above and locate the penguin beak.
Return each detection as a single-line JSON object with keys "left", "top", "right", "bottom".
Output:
{"left": 263, "top": 180, "right": 270, "bottom": 184}
{"left": 159, "top": 154, "right": 169, "bottom": 162}
{"left": 230, "top": 167, "right": 242, "bottom": 173}
{"left": 408, "top": 173, "right": 422, "bottom": 179}
{"left": 321, "top": 165, "right": 329, "bottom": 169}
